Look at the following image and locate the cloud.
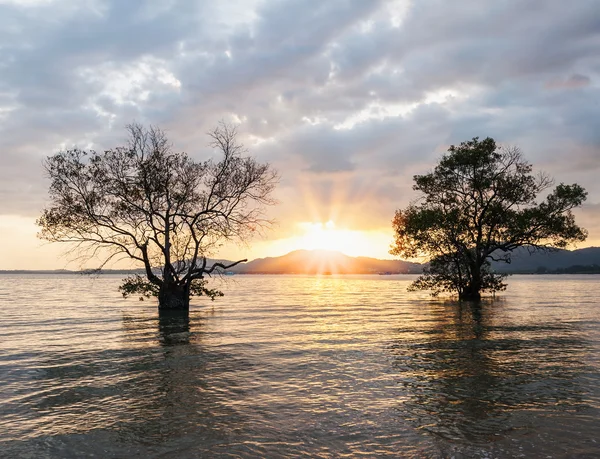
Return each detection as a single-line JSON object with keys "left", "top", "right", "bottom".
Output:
{"left": 545, "top": 74, "right": 591, "bottom": 89}
{"left": 0, "top": 0, "right": 599, "bottom": 255}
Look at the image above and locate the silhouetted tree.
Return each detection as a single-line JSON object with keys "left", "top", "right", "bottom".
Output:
{"left": 38, "top": 123, "right": 278, "bottom": 310}
{"left": 391, "top": 137, "right": 587, "bottom": 300}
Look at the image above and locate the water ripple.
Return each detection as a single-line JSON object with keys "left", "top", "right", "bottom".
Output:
{"left": 0, "top": 274, "right": 599, "bottom": 458}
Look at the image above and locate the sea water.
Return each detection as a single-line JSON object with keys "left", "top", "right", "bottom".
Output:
{"left": 1, "top": 274, "right": 599, "bottom": 458}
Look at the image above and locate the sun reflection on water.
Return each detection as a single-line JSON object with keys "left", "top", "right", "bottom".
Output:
{"left": 1, "top": 274, "right": 600, "bottom": 457}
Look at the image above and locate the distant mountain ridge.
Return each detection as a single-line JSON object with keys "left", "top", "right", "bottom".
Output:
{"left": 227, "top": 249, "right": 421, "bottom": 274}
{"left": 2, "top": 247, "right": 599, "bottom": 275}
{"left": 228, "top": 247, "right": 600, "bottom": 275}
{"left": 490, "top": 246, "right": 600, "bottom": 273}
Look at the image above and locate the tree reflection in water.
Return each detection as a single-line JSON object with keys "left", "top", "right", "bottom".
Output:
{"left": 117, "top": 310, "right": 251, "bottom": 450}
{"left": 17, "top": 310, "right": 253, "bottom": 457}
{"left": 389, "top": 300, "right": 593, "bottom": 447}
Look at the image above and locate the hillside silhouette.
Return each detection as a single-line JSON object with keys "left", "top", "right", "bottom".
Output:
{"left": 491, "top": 246, "right": 600, "bottom": 273}
{"left": 228, "top": 249, "right": 421, "bottom": 275}
{"left": 228, "top": 247, "right": 600, "bottom": 275}
{"left": 2, "top": 247, "right": 599, "bottom": 276}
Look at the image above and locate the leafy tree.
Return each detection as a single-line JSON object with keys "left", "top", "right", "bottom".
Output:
{"left": 391, "top": 137, "right": 587, "bottom": 300}
{"left": 38, "top": 123, "right": 278, "bottom": 310}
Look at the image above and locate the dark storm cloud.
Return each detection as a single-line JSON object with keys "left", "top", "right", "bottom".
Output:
{"left": 0, "top": 0, "right": 598, "bottom": 239}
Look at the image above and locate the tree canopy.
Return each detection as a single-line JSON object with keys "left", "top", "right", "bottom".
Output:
{"left": 38, "top": 123, "right": 278, "bottom": 309}
{"left": 391, "top": 137, "right": 587, "bottom": 300}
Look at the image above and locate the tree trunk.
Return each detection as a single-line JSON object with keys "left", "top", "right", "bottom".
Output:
{"left": 158, "top": 283, "right": 190, "bottom": 310}
{"left": 459, "top": 286, "right": 481, "bottom": 301}
{"left": 460, "top": 264, "right": 482, "bottom": 301}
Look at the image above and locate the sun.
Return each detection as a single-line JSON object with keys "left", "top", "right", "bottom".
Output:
{"left": 297, "top": 220, "right": 371, "bottom": 255}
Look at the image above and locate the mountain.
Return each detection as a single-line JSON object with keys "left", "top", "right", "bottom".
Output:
{"left": 491, "top": 246, "right": 600, "bottom": 273}
{"left": 2, "top": 247, "right": 598, "bottom": 275}
{"left": 227, "top": 246, "right": 600, "bottom": 275}
{"left": 227, "top": 249, "right": 422, "bottom": 275}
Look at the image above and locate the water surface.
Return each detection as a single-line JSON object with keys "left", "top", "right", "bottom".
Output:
{"left": 1, "top": 274, "right": 599, "bottom": 458}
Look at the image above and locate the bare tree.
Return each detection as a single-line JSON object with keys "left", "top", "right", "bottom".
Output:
{"left": 38, "top": 123, "right": 278, "bottom": 310}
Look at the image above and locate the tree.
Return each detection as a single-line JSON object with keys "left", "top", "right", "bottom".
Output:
{"left": 391, "top": 137, "right": 587, "bottom": 300}
{"left": 38, "top": 123, "right": 278, "bottom": 310}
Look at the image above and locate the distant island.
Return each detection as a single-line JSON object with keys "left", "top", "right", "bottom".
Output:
{"left": 2, "top": 247, "right": 600, "bottom": 275}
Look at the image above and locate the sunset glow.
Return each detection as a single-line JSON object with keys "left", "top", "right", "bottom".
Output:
{"left": 0, "top": 0, "right": 598, "bottom": 271}
{"left": 2, "top": 2, "right": 600, "bottom": 457}
{"left": 218, "top": 222, "right": 397, "bottom": 263}
{"left": 297, "top": 221, "right": 360, "bottom": 252}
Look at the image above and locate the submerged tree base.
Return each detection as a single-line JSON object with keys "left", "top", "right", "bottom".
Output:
{"left": 158, "top": 286, "right": 190, "bottom": 310}
{"left": 119, "top": 275, "right": 225, "bottom": 310}
{"left": 407, "top": 256, "right": 508, "bottom": 299}
{"left": 459, "top": 291, "right": 482, "bottom": 301}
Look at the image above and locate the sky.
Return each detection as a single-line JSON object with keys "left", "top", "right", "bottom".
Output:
{"left": 0, "top": 0, "right": 599, "bottom": 269}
